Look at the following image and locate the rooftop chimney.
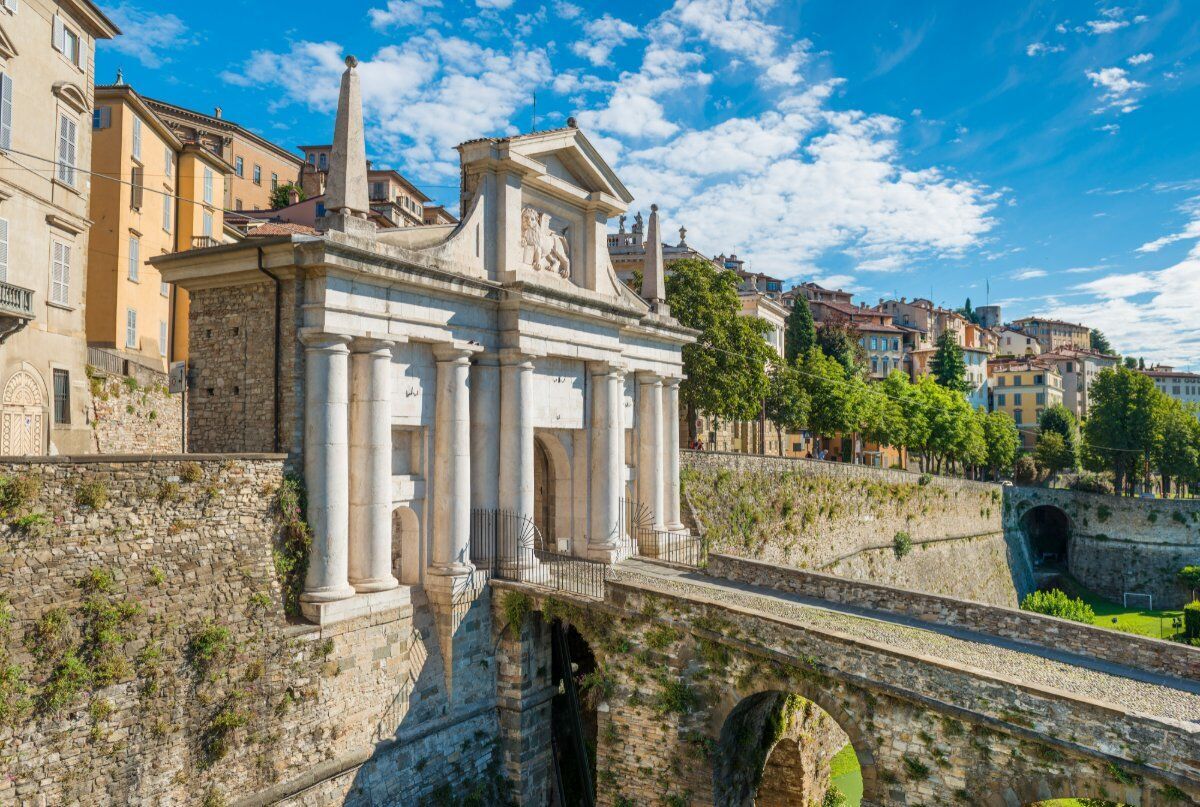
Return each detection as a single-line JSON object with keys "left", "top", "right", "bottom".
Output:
{"left": 642, "top": 204, "right": 668, "bottom": 314}
{"left": 322, "top": 55, "right": 375, "bottom": 237}
{"left": 214, "top": 106, "right": 222, "bottom": 119}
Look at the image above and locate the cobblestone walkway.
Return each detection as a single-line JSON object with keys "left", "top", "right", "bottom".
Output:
{"left": 611, "top": 559, "right": 1200, "bottom": 726}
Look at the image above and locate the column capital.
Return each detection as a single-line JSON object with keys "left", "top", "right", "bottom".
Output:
{"left": 351, "top": 333, "right": 405, "bottom": 353}
{"left": 662, "top": 376, "right": 683, "bottom": 389}
{"left": 588, "top": 360, "right": 627, "bottom": 379}
{"left": 432, "top": 341, "right": 482, "bottom": 363}
{"left": 636, "top": 371, "right": 664, "bottom": 386}
{"left": 299, "top": 329, "right": 352, "bottom": 351}
{"left": 499, "top": 348, "right": 536, "bottom": 369}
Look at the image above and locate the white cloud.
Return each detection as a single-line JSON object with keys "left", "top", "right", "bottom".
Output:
{"left": 1087, "top": 19, "right": 1129, "bottom": 34}
{"left": 553, "top": 0, "right": 583, "bottom": 19}
{"left": 1025, "top": 42, "right": 1065, "bottom": 56}
{"left": 1127, "top": 52, "right": 1154, "bottom": 65}
{"left": 99, "top": 4, "right": 189, "bottom": 68}
{"left": 221, "top": 35, "right": 551, "bottom": 177}
{"left": 572, "top": 15, "right": 642, "bottom": 66}
{"left": 475, "top": 0, "right": 514, "bottom": 8}
{"left": 368, "top": 0, "right": 442, "bottom": 29}
{"left": 813, "top": 274, "right": 859, "bottom": 292}
{"left": 1011, "top": 268, "right": 1047, "bottom": 280}
{"left": 1086, "top": 66, "right": 1146, "bottom": 113}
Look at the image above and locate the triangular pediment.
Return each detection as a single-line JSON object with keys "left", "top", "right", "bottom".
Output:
{"left": 0, "top": 23, "right": 17, "bottom": 62}
{"left": 509, "top": 129, "right": 634, "bottom": 205}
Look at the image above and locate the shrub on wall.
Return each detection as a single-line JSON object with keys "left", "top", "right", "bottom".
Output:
{"left": 1013, "top": 455, "right": 1038, "bottom": 485}
{"left": 1184, "top": 601, "right": 1200, "bottom": 641}
{"left": 892, "top": 531, "right": 913, "bottom": 559}
{"left": 1069, "top": 472, "right": 1114, "bottom": 495}
{"left": 1020, "top": 589, "right": 1096, "bottom": 624}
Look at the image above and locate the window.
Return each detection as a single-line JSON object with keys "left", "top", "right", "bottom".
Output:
{"left": 271, "top": 172, "right": 278, "bottom": 191}
{"left": 126, "top": 308, "right": 137, "bottom": 349}
{"left": 1036, "top": 393, "right": 1046, "bottom": 405}
{"left": 57, "top": 113, "right": 77, "bottom": 186}
{"left": 0, "top": 0, "right": 18, "bottom": 14}
{"left": 92, "top": 106, "right": 111, "bottom": 130}
{"left": 52, "top": 369, "right": 70, "bottom": 425}
{"left": 0, "top": 72, "right": 10, "bottom": 151}
{"left": 234, "top": 156, "right": 244, "bottom": 177}
{"left": 53, "top": 16, "right": 81, "bottom": 67}
{"left": 371, "top": 181, "right": 385, "bottom": 199}
{"left": 1013, "top": 409, "right": 1023, "bottom": 425}
{"left": 203, "top": 166, "right": 213, "bottom": 204}
{"left": 306, "top": 153, "right": 315, "bottom": 166}
{"left": 0, "top": 217, "right": 6, "bottom": 282}
{"left": 130, "top": 166, "right": 143, "bottom": 208}
{"left": 161, "top": 280, "right": 169, "bottom": 297}
{"left": 128, "top": 235, "right": 139, "bottom": 281}
{"left": 315, "top": 202, "right": 326, "bottom": 218}
{"left": 235, "top": 199, "right": 242, "bottom": 211}
{"left": 50, "top": 240, "right": 70, "bottom": 305}
{"left": 252, "top": 164, "right": 261, "bottom": 185}
{"left": 202, "top": 210, "right": 213, "bottom": 237}
{"left": 1013, "top": 393, "right": 1023, "bottom": 405}
{"left": 164, "top": 145, "right": 173, "bottom": 178}
{"left": 318, "top": 152, "right": 328, "bottom": 171}
{"left": 870, "top": 336, "right": 878, "bottom": 351}
{"left": 1034, "top": 374, "right": 1044, "bottom": 385}
{"left": 159, "top": 320, "right": 168, "bottom": 357}
{"left": 996, "top": 393, "right": 1006, "bottom": 407}
{"left": 162, "top": 194, "right": 172, "bottom": 232}
{"left": 132, "top": 116, "right": 142, "bottom": 159}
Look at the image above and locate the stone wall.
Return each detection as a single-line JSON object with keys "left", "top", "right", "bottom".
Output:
{"left": 185, "top": 276, "right": 302, "bottom": 456}
{"left": 707, "top": 554, "right": 1200, "bottom": 681}
{"left": 681, "top": 451, "right": 1028, "bottom": 604}
{"left": 1005, "top": 486, "right": 1200, "bottom": 608}
{"left": 88, "top": 374, "right": 182, "bottom": 454}
{"left": 0, "top": 455, "right": 503, "bottom": 806}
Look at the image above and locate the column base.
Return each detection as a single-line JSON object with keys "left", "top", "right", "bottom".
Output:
{"left": 428, "top": 562, "right": 476, "bottom": 578}
{"left": 300, "top": 583, "right": 357, "bottom": 604}
{"left": 585, "top": 541, "right": 622, "bottom": 564}
{"left": 666, "top": 522, "right": 688, "bottom": 533}
{"left": 300, "top": 586, "right": 411, "bottom": 626}
{"left": 351, "top": 574, "right": 400, "bottom": 593}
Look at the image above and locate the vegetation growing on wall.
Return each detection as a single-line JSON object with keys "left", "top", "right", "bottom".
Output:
{"left": 1019, "top": 589, "right": 1096, "bottom": 623}
{"left": 274, "top": 473, "right": 312, "bottom": 617}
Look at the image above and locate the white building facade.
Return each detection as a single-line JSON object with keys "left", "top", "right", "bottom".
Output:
{"left": 157, "top": 61, "right": 693, "bottom": 626}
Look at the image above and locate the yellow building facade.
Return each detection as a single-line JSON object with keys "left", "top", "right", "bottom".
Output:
{"left": 88, "top": 84, "right": 228, "bottom": 370}
{"left": 989, "top": 360, "right": 1064, "bottom": 449}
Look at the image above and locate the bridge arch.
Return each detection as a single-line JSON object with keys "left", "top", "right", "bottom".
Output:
{"left": 1021, "top": 503, "right": 1073, "bottom": 569}
{"left": 710, "top": 684, "right": 877, "bottom": 806}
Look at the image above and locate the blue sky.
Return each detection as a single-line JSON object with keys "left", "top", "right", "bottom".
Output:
{"left": 97, "top": 0, "right": 1200, "bottom": 366}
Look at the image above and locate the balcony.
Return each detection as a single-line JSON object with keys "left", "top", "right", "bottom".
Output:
{"left": 191, "top": 236, "right": 220, "bottom": 249}
{"left": 0, "top": 280, "right": 35, "bottom": 343}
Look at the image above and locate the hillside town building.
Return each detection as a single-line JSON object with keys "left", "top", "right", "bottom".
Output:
{"left": 1012, "top": 316, "right": 1091, "bottom": 353}
{"left": 89, "top": 82, "right": 231, "bottom": 370}
{"left": 156, "top": 59, "right": 693, "bottom": 627}
{"left": 0, "top": 0, "right": 119, "bottom": 455}
{"left": 1040, "top": 347, "right": 1120, "bottom": 419}
{"left": 989, "top": 359, "right": 1064, "bottom": 447}
{"left": 1141, "top": 365, "right": 1200, "bottom": 407}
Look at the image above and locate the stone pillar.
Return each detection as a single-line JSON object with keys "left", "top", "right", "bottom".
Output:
{"left": 637, "top": 373, "right": 666, "bottom": 529}
{"left": 300, "top": 332, "right": 356, "bottom": 605}
{"left": 348, "top": 338, "right": 398, "bottom": 593}
{"left": 588, "top": 362, "right": 625, "bottom": 560}
{"left": 430, "top": 345, "right": 474, "bottom": 577}
{"left": 470, "top": 354, "right": 501, "bottom": 566}
{"left": 662, "top": 377, "right": 685, "bottom": 532}
{"left": 500, "top": 352, "right": 538, "bottom": 573}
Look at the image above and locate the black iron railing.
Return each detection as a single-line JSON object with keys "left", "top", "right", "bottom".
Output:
{"left": 624, "top": 498, "right": 707, "bottom": 568}
{"left": 471, "top": 508, "right": 610, "bottom": 599}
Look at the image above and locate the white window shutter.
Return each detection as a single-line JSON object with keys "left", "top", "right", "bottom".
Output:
{"left": 52, "top": 15, "right": 64, "bottom": 52}
{"left": 0, "top": 218, "right": 8, "bottom": 283}
{"left": 0, "top": 73, "right": 11, "bottom": 151}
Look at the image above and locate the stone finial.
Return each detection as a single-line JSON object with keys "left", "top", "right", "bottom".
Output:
{"left": 567, "top": 116, "right": 578, "bottom": 128}
{"left": 324, "top": 53, "right": 374, "bottom": 235}
{"left": 618, "top": 214, "right": 627, "bottom": 234}
{"left": 642, "top": 203, "right": 666, "bottom": 306}
{"left": 115, "top": 68, "right": 124, "bottom": 85}
{"left": 678, "top": 225, "right": 687, "bottom": 247}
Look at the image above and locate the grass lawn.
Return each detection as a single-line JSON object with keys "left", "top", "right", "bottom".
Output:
{"left": 1056, "top": 577, "right": 1186, "bottom": 641}
{"left": 829, "top": 744, "right": 862, "bottom": 805}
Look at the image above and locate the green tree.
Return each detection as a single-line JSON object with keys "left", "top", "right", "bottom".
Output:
{"left": 815, "top": 320, "right": 866, "bottom": 376}
{"left": 1038, "top": 404, "right": 1080, "bottom": 471}
{"left": 928, "top": 331, "right": 969, "bottom": 393}
{"left": 1035, "top": 432, "right": 1073, "bottom": 476}
{"left": 1123, "top": 356, "right": 1138, "bottom": 369}
{"left": 958, "top": 298, "right": 981, "bottom": 325}
{"left": 1090, "top": 328, "right": 1114, "bottom": 355}
{"left": 1154, "top": 399, "right": 1200, "bottom": 497}
{"left": 1084, "top": 366, "right": 1161, "bottom": 493}
{"left": 764, "top": 361, "right": 810, "bottom": 456}
{"left": 1020, "top": 589, "right": 1095, "bottom": 623}
{"left": 980, "top": 409, "right": 1020, "bottom": 479}
{"left": 784, "top": 296, "right": 817, "bottom": 363}
{"left": 666, "top": 258, "right": 774, "bottom": 443}
{"left": 269, "top": 183, "right": 307, "bottom": 209}
{"left": 798, "top": 348, "right": 854, "bottom": 445}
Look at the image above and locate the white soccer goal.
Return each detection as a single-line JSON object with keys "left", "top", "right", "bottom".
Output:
{"left": 1123, "top": 592, "right": 1153, "bottom": 611}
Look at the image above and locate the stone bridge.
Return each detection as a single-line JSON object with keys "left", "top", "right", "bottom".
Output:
{"left": 496, "top": 555, "right": 1200, "bottom": 806}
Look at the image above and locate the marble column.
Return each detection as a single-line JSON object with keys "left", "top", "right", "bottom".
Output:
{"left": 637, "top": 373, "right": 666, "bottom": 529}
{"left": 470, "top": 354, "right": 501, "bottom": 565}
{"left": 662, "top": 377, "right": 685, "bottom": 531}
{"left": 300, "top": 332, "right": 356, "bottom": 604}
{"left": 348, "top": 338, "right": 398, "bottom": 592}
{"left": 588, "top": 362, "right": 624, "bottom": 559}
{"left": 430, "top": 345, "right": 474, "bottom": 577}
{"left": 499, "top": 352, "right": 535, "bottom": 520}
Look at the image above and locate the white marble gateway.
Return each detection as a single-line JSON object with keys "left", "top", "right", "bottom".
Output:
{"left": 157, "top": 58, "right": 694, "bottom": 625}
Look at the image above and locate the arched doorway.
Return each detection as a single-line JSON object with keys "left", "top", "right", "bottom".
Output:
{"left": 534, "top": 439, "right": 554, "bottom": 549}
{"left": 392, "top": 506, "right": 421, "bottom": 585}
{"left": 0, "top": 369, "right": 47, "bottom": 456}
{"left": 713, "top": 690, "right": 865, "bottom": 807}
{"left": 1021, "top": 505, "right": 1071, "bottom": 568}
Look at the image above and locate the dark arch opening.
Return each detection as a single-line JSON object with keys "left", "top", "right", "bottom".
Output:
{"left": 534, "top": 438, "right": 555, "bottom": 549}
{"left": 713, "top": 690, "right": 862, "bottom": 807}
{"left": 550, "top": 621, "right": 598, "bottom": 806}
{"left": 1022, "top": 505, "right": 1071, "bottom": 569}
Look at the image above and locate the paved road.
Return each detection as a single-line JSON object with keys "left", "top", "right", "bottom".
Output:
{"left": 610, "top": 558, "right": 1200, "bottom": 726}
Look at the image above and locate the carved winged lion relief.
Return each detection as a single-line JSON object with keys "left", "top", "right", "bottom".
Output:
{"left": 520, "top": 207, "right": 571, "bottom": 278}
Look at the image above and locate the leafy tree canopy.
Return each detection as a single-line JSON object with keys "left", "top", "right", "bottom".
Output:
{"left": 269, "top": 183, "right": 307, "bottom": 209}
{"left": 929, "top": 331, "right": 969, "bottom": 394}
{"left": 784, "top": 296, "right": 817, "bottom": 364}
{"left": 1089, "top": 328, "right": 1114, "bottom": 356}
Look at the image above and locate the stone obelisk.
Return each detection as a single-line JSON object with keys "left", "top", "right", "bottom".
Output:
{"left": 322, "top": 55, "right": 375, "bottom": 237}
